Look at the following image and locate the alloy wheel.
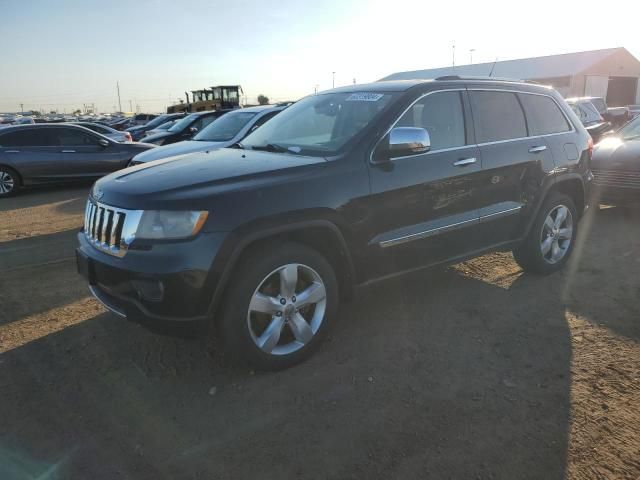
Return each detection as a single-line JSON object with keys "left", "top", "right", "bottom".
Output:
{"left": 540, "top": 204, "right": 573, "bottom": 264}
{"left": 247, "top": 263, "right": 327, "bottom": 356}
{"left": 0, "top": 170, "right": 15, "bottom": 195}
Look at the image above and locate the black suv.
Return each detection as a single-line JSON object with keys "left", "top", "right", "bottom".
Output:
{"left": 76, "top": 77, "right": 592, "bottom": 370}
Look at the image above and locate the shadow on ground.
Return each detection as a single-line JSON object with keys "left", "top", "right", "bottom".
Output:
{"left": 0, "top": 262, "right": 572, "bottom": 480}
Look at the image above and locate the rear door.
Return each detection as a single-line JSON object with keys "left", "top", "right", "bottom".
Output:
{"left": 53, "top": 127, "right": 125, "bottom": 177}
{"left": 469, "top": 89, "right": 556, "bottom": 247}
{"left": 0, "top": 128, "right": 64, "bottom": 182}
{"left": 366, "top": 89, "right": 483, "bottom": 278}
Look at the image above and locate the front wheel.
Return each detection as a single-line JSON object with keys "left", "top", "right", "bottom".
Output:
{"left": 513, "top": 192, "right": 578, "bottom": 274}
{"left": 217, "top": 242, "right": 338, "bottom": 370}
{"left": 0, "top": 167, "right": 19, "bottom": 197}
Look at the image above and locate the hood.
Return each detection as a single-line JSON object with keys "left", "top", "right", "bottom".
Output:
{"left": 132, "top": 140, "right": 225, "bottom": 163}
{"left": 94, "top": 147, "right": 327, "bottom": 209}
{"left": 592, "top": 137, "right": 640, "bottom": 172}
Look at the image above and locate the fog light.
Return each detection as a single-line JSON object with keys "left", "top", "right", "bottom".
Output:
{"left": 131, "top": 279, "right": 164, "bottom": 302}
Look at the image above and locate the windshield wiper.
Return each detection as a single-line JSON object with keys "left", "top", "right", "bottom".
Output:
{"left": 250, "top": 143, "right": 298, "bottom": 154}
{"left": 229, "top": 142, "right": 245, "bottom": 149}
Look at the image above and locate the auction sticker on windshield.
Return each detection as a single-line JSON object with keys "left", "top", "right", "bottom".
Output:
{"left": 345, "top": 93, "right": 384, "bottom": 102}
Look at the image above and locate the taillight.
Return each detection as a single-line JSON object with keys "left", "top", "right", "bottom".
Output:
{"left": 124, "top": 132, "right": 132, "bottom": 142}
{"left": 588, "top": 137, "right": 594, "bottom": 160}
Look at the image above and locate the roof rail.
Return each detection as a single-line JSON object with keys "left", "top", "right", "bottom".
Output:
{"left": 434, "top": 75, "right": 526, "bottom": 83}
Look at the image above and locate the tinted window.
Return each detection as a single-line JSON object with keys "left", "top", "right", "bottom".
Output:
{"left": 519, "top": 94, "right": 571, "bottom": 135}
{"left": 194, "top": 112, "right": 257, "bottom": 142}
{"left": 589, "top": 98, "right": 607, "bottom": 114}
{"left": 54, "top": 128, "right": 99, "bottom": 146}
{"left": 0, "top": 129, "right": 57, "bottom": 147}
{"left": 192, "top": 114, "right": 219, "bottom": 131}
{"left": 397, "top": 91, "right": 465, "bottom": 150}
{"left": 470, "top": 91, "right": 527, "bottom": 143}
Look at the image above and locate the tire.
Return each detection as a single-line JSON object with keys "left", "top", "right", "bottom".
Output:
{"left": 513, "top": 192, "right": 578, "bottom": 274}
{"left": 0, "top": 166, "right": 19, "bottom": 198}
{"left": 217, "top": 242, "right": 339, "bottom": 370}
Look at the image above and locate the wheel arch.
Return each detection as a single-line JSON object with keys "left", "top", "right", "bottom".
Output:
{"left": 0, "top": 163, "right": 22, "bottom": 185}
{"left": 522, "top": 174, "right": 586, "bottom": 238}
{"left": 207, "top": 219, "right": 357, "bottom": 319}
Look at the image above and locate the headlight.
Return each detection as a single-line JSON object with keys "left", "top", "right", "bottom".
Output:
{"left": 136, "top": 210, "right": 208, "bottom": 240}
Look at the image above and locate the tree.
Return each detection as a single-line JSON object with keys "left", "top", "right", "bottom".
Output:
{"left": 257, "top": 94, "right": 269, "bottom": 105}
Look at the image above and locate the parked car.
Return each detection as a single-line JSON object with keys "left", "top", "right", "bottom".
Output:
{"left": 127, "top": 113, "right": 185, "bottom": 141}
{"left": 76, "top": 78, "right": 591, "bottom": 370}
{"left": 12, "top": 117, "right": 35, "bottom": 125}
{"left": 627, "top": 105, "right": 640, "bottom": 120}
{"left": 71, "top": 122, "right": 132, "bottom": 142}
{"left": 131, "top": 114, "right": 157, "bottom": 126}
{"left": 130, "top": 105, "right": 286, "bottom": 164}
{"left": 140, "top": 110, "right": 233, "bottom": 146}
{"left": 591, "top": 114, "right": 640, "bottom": 205}
{"left": 143, "top": 120, "right": 178, "bottom": 138}
{"left": 0, "top": 124, "right": 154, "bottom": 197}
{"left": 576, "top": 96, "right": 629, "bottom": 128}
{"left": 110, "top": 118, "right": 136, "bottom": 131}
{"left": 566, "top": 98, "right": 612, "bottom": 143}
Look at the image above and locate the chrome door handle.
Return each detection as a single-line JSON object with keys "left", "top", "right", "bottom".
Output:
{"left": 62, "top": 150, "right": 76, "bottom": 153}
{"left": 5, "top": 150, "right": 20, "bottom": 153}
{"left": 528, "top": 145, "right": 547, "bottom": 153}
{"left": 453, "top": 157, "right": 477, "bottom": 167}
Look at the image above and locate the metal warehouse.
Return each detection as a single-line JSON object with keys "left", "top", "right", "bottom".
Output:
{"left": 381, "top": 47, "right": 640, "bottom": 107}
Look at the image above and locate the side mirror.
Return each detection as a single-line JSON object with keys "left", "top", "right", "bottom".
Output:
{"left": 98, "top": 138, "right": 110, "bottom": 148}
{"left": 388, "top": 127, "right": 430, "bottom": 158}
{"left": 189, "top": 127, "right": 198, "bottom": 134}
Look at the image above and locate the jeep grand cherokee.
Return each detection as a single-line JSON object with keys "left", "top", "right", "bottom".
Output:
{"left": 77, "top": 77, "right": 592, "bottom": 370}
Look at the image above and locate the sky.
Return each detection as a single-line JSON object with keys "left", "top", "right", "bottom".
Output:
{"left": 1, "top": 0, "right": 639, "bottom": 113}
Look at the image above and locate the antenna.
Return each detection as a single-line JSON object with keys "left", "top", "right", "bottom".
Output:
{"left": 488, "top": 57, "right": 498, "bottom": 77}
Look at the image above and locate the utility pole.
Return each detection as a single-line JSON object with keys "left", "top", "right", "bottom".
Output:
{"left": 116, "top": 81, "right": 122, "bottom": 113}
{"left": 129, "top": 100, "right": 133, "bottom": 112}
{"left": 469, "top": 49, "right": 475, "bottom": 64}
{"left": 20, "top": 103, "right": 24, "bottom": 113}
{"left": 332, "top": 72, "right": 335, "bottom": 88}
{"left": 452, "top": 44, "right": 456, "bottom": 68}
{"left": 314, "top": 85, "right": 318, "bottom": 94}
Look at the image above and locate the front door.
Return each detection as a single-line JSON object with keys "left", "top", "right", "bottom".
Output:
{"left": 52, "top": 127, "right": 123, "bottom": 178}
{"left": 365, "top": 89, "right": 483, "bottom": 280}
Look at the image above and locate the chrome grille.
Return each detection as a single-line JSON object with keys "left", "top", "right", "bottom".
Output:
{"left": 84, "top": 200, "right": 143, "bottom": 257}
{"left": 592, "top": 169, "right": 640, "bottom": 190}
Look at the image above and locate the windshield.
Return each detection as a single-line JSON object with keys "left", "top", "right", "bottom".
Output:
{"left": 168, "top": 113, "right": 199, "bottom": 132}
{"left": 618, "top": 115, "right": 640, "bottom": 140}
{"left": 241, "top": 92, "right": 396, "bottom": 156}
{"left": 194, "top": 112, "right": 256, "bottom": 142}
{"left": 144, "top": 115, "right": 173, "bottom": 129}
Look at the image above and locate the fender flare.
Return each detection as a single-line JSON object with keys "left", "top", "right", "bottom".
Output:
{"left": 206, "top": 219, "right": 356, "bottom": 318}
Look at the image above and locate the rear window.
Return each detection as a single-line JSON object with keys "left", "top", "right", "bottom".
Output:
{"left": 589, "top": 98, "right": 607, "bottom": 114}
{"left": 469, "top": 91, "right": 527, "bottom": 143}
{"left": 519, "top": 94, "right": 571, "bottom": 136}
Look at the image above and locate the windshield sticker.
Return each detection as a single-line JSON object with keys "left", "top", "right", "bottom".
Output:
{"left": 345, "top": 93, "right": 384, "bottom": 102}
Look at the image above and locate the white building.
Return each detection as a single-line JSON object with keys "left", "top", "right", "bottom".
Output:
{"left": 381, "top": 48, "right": 640, "bottom": 106}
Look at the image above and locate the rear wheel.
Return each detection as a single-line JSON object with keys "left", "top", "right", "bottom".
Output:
{"left": 0, "top": 167, "right": 19, "bottom": 197}
{"left": 513, "top": 192, "right": 577, "bottom": 274}
{"left": 217, "top": 242, "right": 338, "bottom": 370}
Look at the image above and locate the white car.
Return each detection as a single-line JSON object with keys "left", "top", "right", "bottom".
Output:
{"left": 71, "top": 122, "right": 133, "bottom": 142}
{"left": 130, "top": 104, "right": 288, "bottom": 164}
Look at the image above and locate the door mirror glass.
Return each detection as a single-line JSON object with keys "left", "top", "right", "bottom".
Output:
{"left": 388, "top": 127, "right": 430, "bottom": 158}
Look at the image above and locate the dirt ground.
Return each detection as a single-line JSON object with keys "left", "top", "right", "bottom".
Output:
{"left": 1, "top": 186, "right": 639, "bottom": 480}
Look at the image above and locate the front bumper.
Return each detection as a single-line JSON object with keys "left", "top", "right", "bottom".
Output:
{"left": 76, "top": 230, "right": 227, "bottom": 334}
